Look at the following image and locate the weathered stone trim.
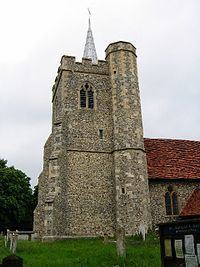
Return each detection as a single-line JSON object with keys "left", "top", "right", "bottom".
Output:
{"left": 63, "top": 69, "right": 109, "bottom": 76}
{"left": 105, "top": 49, "right": 137, "bottom": 59}
{"left": 105, "top": 41, "right": 136, "bottom": 50}
{"left": 105, "top": 41, "right": 137, "bottom": 59}
{"left": 112, "top": 147, "right": 145, "bottom": 153}
{"left": 49, "top": 156, "right": 58, "bottom": 160}
{"left": 52, "top": 71, "right": 63, "bottom": 102}
{"left": 64, "top": 147, "right": 146, "bottom": 154}
{"left": 53, "top": 121, "right": 62, "bottom": 126}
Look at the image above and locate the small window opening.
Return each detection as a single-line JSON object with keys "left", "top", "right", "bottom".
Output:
{"left": 122, "top": 187, "right": 125, "bottom": 194}
{"left": 165, "top": 192, "right": 172, "bottom": 215}
{"left": 99, "top": 129, "right": 103, "bottom": 139}
{"left": 80, "top": 89, "right": 86, "bottom": 108}
{"left": 165, "top": 187, "right": 179, "bottom": 216}
{"left": 114, "top": 70, "right": 116, "bottom": 74}
{"left": 88, "top": 90, "right": 94, "bottom": 109}
{"left": 46, "top": 202, "right": 53, "bottom": 207}
{"left": 80, "top": 83, "right": 94, "bottom": 109}
{"left": 172, "top": 192, "right": 179, "bottom": 215}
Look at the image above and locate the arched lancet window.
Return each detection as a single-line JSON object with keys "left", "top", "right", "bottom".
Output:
{"left": 172, "top": 192, "right": 179, "bottom": 215}
{"left": 80, "top": 83, "right": 94, "bottom": 109}
{"left": 80, "top": 89, "right": 86, "bottom": 108}
{"left": 165, "top": 186, "right": 179, "bottom": 216}
{"left": 165, "top": 192, "right": 172, "bottom": 215}
{"left": 88, "top": 90, "right": 94, "bottom": 109}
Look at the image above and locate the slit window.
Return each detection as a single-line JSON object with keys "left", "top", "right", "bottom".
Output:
{"left": 99, "top": 129, "right": 103, "bottom": 139}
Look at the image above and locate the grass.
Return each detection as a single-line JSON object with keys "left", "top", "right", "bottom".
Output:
{"left": 0, "top": 233, "right": 161, "bottom": 267}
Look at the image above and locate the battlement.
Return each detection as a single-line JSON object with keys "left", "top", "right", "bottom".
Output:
{"left": 52, "top": 56, "right": 109, "bottom": 97}
{"left": 60, "top": 55, "right": 109, "bottom": 75}
{"left": 105, "top": 41, "right": 137, "bottom": 58}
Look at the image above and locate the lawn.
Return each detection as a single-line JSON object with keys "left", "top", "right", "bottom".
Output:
{"left": 0, "top": 234, "right": 161, "bottom": 267}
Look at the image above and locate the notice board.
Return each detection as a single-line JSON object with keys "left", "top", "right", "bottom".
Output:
{"left": 159, "top": 219, "right": 200, "bottom": 267}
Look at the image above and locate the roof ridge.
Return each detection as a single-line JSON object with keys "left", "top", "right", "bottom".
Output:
{"left": 144, "top": 137, "right": 200, "bottom": 142}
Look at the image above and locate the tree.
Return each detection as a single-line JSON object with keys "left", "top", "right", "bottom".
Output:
{"left": 32, "top": 184, "right": 38, "bottom": 210}
{"left": 0, "top": 159, "right": 34, "bottom": 232}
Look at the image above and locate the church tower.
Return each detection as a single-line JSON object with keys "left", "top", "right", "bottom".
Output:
{"left": 34, "top": 19, "right": 151, "bottom": 239}
{"left": 106, "top": 42, "right": 151, "bottom": 234}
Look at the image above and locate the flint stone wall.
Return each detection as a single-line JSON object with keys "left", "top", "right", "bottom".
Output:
{"left": 106, "top": 42, "right": 152, "bottom": 233}
{"left": 149, "top": 180, "right": 200, "bottom": 227}
{"left": 34, "top": 42, "right": 152, "bottom": 239}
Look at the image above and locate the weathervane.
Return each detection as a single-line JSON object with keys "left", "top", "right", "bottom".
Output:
{"left": 88, "top": 8, "right": 91, "bottom": 27}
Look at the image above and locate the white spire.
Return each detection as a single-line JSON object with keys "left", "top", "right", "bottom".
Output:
{"left": 83, "top": 11, "right": 98, "bottom": 64}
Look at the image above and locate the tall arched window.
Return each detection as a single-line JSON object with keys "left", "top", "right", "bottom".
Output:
{"left": 165, "top": 192, "right": 172, "bottom": 215}
{"left": 80, "top": 89, "right": 86, "bottom": 108}
{"left": 80, "top": 83, "right": 94, "bottom": 109}
{"left": 88, "top": 90, "right": 94, "bottom": 109}
{"left": 172, "top": 192, "right": 179, "bottom": 215}
{"left": 165, "top": 186, "right": 179, "bottom": 215}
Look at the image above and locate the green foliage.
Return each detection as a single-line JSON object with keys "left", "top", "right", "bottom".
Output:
{"left": 126, "top": 231, "right": 159, "bottom": 246}
{"left": 0, "top": 159, "right": 7, "bottom": 168}
{"left": 32, "top": 184, "right": 38, "bottom": 210}
{"left": 0, "top": 159, "right": 34, "bottom": 232}
{"left": 0, "top": 236, "right": 161, "bottom": 267}
{"left": 118, "top": 255, "right": 126, "bottom": 267}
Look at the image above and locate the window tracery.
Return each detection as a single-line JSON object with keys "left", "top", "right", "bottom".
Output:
{"left": 165, "top": 187, "right": 179, "bottom": 216}
{"left": 80, "top": 83, "right": 94, "bottom": 109}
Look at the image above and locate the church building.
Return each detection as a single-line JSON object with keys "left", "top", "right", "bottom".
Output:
{"left": 34, "top": 19, "right": 200, "bottom": 239}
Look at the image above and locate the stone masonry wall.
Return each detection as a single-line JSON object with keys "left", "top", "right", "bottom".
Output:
{"left": 34, "top": 135, "right": 53, "bottom": 238}
{"left": 34, "top": 41, "right": 199, "bottom": 239}
{"left": 149, "top": 180, "right": 200, "bottom": 227}
{"left": 113, "top": 150, "right": 151, "bottom": 235}
{"left": 35, "top": 56, "right": 117, "bottom": 238}
{"left": 58, "top": 151, "right": 115, "bottom": 236}
{"left": 105, "top": 42, "right": 152, "bottom": 235}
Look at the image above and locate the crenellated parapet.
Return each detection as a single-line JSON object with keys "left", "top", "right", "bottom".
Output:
{"left": 60, "top": 56, "right": 108, "bottom": 75}
{"left": 52, "top": 56, "right": 109, "bottom": 100}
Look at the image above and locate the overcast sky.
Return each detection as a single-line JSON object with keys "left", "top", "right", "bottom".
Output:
{"left": 0, "top": 0, "right": 199, "bottom": 187}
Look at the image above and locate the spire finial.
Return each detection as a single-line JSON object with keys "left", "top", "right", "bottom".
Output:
{"left": 83, "top": 9, "right": 98, "bottom": 64}
{"left": 88, "top": 8, "right": 91, "bottom": 28}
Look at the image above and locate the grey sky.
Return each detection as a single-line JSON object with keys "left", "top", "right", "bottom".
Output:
{"left": 0, "top": 0, "right": 199, "bottom": 186}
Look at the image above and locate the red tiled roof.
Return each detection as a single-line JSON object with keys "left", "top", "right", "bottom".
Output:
{"left": 144, "top": 138, "right": 200, "bottom": 180}
{"left": 179, "top": 189, "right": 200, "bottom": 217}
